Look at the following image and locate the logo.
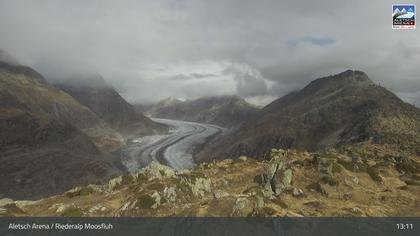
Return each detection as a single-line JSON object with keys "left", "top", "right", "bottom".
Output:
{"left": 393, "top": 4, "right": 416, "bottom": 29}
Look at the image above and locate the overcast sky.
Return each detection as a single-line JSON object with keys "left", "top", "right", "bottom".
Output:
{"left": 0, "top": 0, "right": 419, "bottom": 106}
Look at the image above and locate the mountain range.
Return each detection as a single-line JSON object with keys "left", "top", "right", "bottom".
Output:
{"left": 139, "top": 95, "right": 260, "bottom": 129}
{"left": 0, "top": 53, "right": 166, "bottom": 199}
{"left": 197, "top": 70, "right": 420, "bottom": 162}
{"left": 1, "top": 49, "right": 420, "bottom": 216}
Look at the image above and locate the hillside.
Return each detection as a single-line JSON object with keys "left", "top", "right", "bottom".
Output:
{"left": 0, "top": 62, "right": 123, "bottom": 152}
{"left": 197, "top": 70, "right": 420, "bottom": 162}
{"left": 0, "top": 60, "right": 126, "bottom": 200}
{"left": 2, "top": 146, "right": 420, "bottom": 216}
{"left": 55, "top": 75, "right": 167, "bottom": 137}
{"left": 143, "top": 96, "right": 260, "bottom": 128}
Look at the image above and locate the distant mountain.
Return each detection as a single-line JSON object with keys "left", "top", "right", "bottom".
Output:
{"left": 0, "top": 58, "right": 126, "bottom": 200}
{"left": 141, "top": 96, "right": 260, "bottom": 128}
{"left": 197, "top": 70, "right": 420, "bottom": 162}
{"left": 55, "top": 75, "right": 167, "bottom": 137}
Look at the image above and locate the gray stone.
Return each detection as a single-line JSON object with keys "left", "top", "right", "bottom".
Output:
{"left": 261, "top": 156, "right": 293, "bottom": 196}
{"left": 142, "top": 161, "right": 176, "bottom": 179}
{"left": 213, "top": 190, "right": 229, "bottom": 199}
{"left": 49, "top": 203, "right": 70, "bottom": 213}
{"left": 0, "top": 198, "right": 13, "bottom": 207}
{"left": 255, "top": 196, "right": 265, "bottom": 209}
{"left": 239, "top": 156, "right": 248, "bottom": 162}
{"left": 191, "top": 178, "right": 212, "bottom": 197}
{"left": 231, "top": 197, "right": 251, "bottom": 216}
{"left": 163, "top": 187, "right": 177, "bottom": 202}
{"left": 14, "top": 200, "right": 37, "bottom": 209}
{"left": 292, "top": 188, "right": 305, "bottom": 197}
{"left": 108, "top": 176, "right": 123, "bottom": 190}
{"left": 272, "top": 169, "right": 293, "bottom": 195}
{"left": 151, "top": 192, "right": 161, "bottom": 209}
{"left": 89, "top": 204, "right": 108, "bottom": 213}
{"left": 269, "top": 149, "right": 287, "bottom": 161}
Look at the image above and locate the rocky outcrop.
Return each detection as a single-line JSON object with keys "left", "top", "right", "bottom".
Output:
{"left": 259, "top": 149, "right": 293, "bottom": 196}
{"left": 2, "top": 146, "right": 420, "bottom": 217}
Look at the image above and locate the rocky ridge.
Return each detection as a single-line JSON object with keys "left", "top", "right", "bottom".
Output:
{"left": 2, "top": 145, "right": 419, "bottom": 217}
{"left": 198, "top": 70, "right": 420, "bottom": 161}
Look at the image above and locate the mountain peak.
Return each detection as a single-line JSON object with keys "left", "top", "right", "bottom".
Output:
{"left": 0, "top": 51, "right": 46, "bottom": 84}
{"left": 304, "top": 70, "right": 373, "bottom": 93}
{"left": 158, "top": 97, "right": 185, "bottom": 106}
{"left": 60, "top": 74, "right": 108, "bottom": 89}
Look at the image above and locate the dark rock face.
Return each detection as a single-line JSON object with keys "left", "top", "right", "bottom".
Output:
{"left": 198, "top": 70, "right": 420, "bottom": 161}
{"left": 143, "top": 96, "right": 260, "bottom": 129}
{"left": 55, "top": 75, "right": 167, "bottom": 136}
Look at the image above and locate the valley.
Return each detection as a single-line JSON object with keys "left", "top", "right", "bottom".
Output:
{"left": 0, "top": 55, "right": 419, "bottom": 217}
{"left": 120, "top": 118, "right": 225, "bottom": 172}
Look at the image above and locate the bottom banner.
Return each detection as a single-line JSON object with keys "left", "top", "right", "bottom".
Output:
{"left": 0, "top": 217, "right": 418, "bottom": 236}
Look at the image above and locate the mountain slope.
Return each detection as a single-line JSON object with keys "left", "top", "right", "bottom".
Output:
{"left": 0, "top": 108, "right": 125, "bottom": 200}
{"left": 144, "top": 96, "right": 260, "bottom": 128}
{"left": 197, "top": 70, "right": 420, "bottom": 162}
{"left": 0, "top": 59, "right": 126, "bottom": 200}
{"left": 55, "top": 75, "right": 167, "bottom": 137}
{"left": 0, "top": 62, "right": 123, "bottom": 151}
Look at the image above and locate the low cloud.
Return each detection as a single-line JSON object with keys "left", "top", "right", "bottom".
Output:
{"left": 0, "top": 0, "right": 419, "bottom": 106}
{"left": 287, "top": 36, "right": 336, "bottom": 47}
{"left": 167, "top": 73, "right": 217, "bottom": 81}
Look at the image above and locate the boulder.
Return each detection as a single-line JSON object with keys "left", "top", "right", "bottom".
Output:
{"left": 238, "top": 156, "right": 248, "bottom": 162}
{"left": 213, "top": 190, "right": 229, "bottom": 199}
{"left": 151, "top": 192, "right": 161, "bottom": 209}
{"left": 48, "top": 203, "right": 70, "bottom": 213}
{"left": 88, "top": 204, "right": 107, "bottom": 213}
{"left": 108, "top": 176, "right": 123, "bottom": 190}
{"left": 260, "top": 151, "right": 293, "bottom": 196}
{"left": 231, "top": 197, "right": 252, "bottom": 216}
{"left": 292, "top": 188, "right": 305, "bottom": 197}
{"left": 142, "top": 161, "right": 176, "bottom": 179}
{"left": 268, "top": 149, "right": 287, "bottom": 161}
{"left": 255, "top": 196, "right": 265, "bottom": 210}
{"left": 190, "top": 178, "right": 212, "bottom": 197}
{"left": 272, "top": 169, "right": 293, "bottom": 194}
{"left": 163, "top": 187, "right": 177, "bottom": 203}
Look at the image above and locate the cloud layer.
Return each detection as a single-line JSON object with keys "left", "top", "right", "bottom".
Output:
{"left": 0, "top": 0, "right": 419, "bottom": 106}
